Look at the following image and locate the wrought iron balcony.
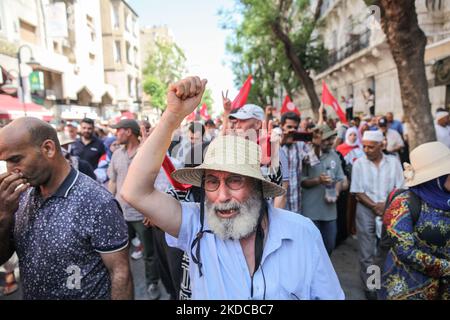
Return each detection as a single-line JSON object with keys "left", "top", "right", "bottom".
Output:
{"left": 318, "top": 29, "right": 371, "bottom": 73}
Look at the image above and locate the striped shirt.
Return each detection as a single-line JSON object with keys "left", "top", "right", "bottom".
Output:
{"left": 281, "top": 142, "right": 308, "bottom": 213}
{"left": 350, "top": 154, "right": 404, "bottom": 203}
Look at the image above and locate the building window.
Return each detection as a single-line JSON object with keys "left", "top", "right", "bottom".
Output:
{"left": 19, "top": 19, "right": 38, "bottom": 44}
{"left": 134, "top": 47, "right": 138, "bottom": 67}
{"left": 135, "top": 79, "right": 140, "bottom": 101}
{"left": 89, "top": 53, "right": 95, "bottom": 64}
{"left": 128, "top": 75, "right": 135, "bottom": 98}
{"left": 124, "top": 12, "right": 129, "bottom": 32}
{"left": 114, "top": 40, "right": 121, "bottom": 63}
{"left": 53, "top": 41, "right": 60, "bottom": 53}
{"left": 132, "top": 16, "right": 137, "bottom": 37}
{"left": 86, "top": 15, "right": 96, "bottom": 42}
{"left": 126, "top": 41, "right": 131, "bottom": 64}
{"left": 111, "top": 4, "right": 120, "bottom": 29}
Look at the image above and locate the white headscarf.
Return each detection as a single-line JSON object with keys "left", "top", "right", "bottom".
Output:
{"left": 345, "top": 127, "right": 360, "bottom": 147}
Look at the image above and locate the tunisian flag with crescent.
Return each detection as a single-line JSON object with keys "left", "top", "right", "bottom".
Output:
{"left": 199, "top": 103, "right": 211, "bottom": 120}
{"left": 280, "top": 95, "right": 300, "bottom": 115}
{"left": 321, "top": 81, "right": 348, "bottom": 124}
{"left": 231, "top": 75, "right": 253, "bottom": 110}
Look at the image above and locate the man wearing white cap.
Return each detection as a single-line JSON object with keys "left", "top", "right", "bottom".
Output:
{"left": 434, "top": 110, "right": 450, "bottom": 149}
{"left": 122, "top": 76, "right": 344, "bottom": 300}
{"left": 350, "top": 130, "right": 404, "bottom": 300}
{"left": 226, "top": 102, "right": 290, "bottom": 209}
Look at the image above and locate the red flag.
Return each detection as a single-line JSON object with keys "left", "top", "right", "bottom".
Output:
{"left": 186, "top": 109, "right": 196, "bottom": 122}
{"left": 231, "top": 75, "right": 253, "bottom": 110}
{"left": 321, "top": 81, "right": 348, "bottom": 124}
{"left": 162, "top": 155, "right": 192, "bottom": 191}
{"left": 280, "top": 96, "right": 300, "bottom": 115}
{"left": 199, "top": 103, "right": 211, "bottom": 120}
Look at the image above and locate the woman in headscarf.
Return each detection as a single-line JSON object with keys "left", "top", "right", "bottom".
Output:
{"left": 336, "top": 127, "right": 365, "bottom": 239}
{"left": 336, "top": 127, "right": 364, "bottom": 166}
{"left": 380, "top": 141, "right": 450, "bottom": 300}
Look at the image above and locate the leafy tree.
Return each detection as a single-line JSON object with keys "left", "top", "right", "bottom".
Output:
{"left": 143, "top": 76, "right": 166, "bottom": 111}
{"left": 200, "top": 87, "right": 214, "bottom": 117}
{"left": 221, "top": 0, "right": 326, "bottom": 117}
{"left": 142, "top": 39, "right": 187, "bottom": 111}
{"left": 364, "top": 0, "right": 435, "bottom": 149}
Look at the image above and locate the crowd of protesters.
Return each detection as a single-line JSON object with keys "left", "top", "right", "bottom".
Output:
{"left": 0, "top": 76, "right": 449, "bottom": 300}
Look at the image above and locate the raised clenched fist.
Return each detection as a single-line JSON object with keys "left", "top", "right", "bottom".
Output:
{"left": 166, "top": 76, "right": 207, "bottom": 120}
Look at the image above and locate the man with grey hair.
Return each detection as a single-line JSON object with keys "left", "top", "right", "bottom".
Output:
{"left": 122, "top": 76, "right": 344, "bottom": 300}
{"left": 0, "top": 117, "right": 133, "bottom": 299}
{"left": 350, "top": 130, "right": 404, "bottom": 300}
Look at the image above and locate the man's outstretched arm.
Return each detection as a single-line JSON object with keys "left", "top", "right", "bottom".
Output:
{"left": 121, "top": 77, "right": 207, "bottom": 238}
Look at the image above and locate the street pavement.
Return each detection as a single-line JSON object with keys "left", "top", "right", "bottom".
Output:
{"left": 331, "top": 236, "right": 366, "bottom": 300}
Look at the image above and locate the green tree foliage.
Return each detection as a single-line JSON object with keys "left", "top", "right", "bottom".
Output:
{"left": 143, "top": 76, "right": 166, "bottom": 111}
{"left": 200, "top": 87, "right": 214, "bottom": 117}
{"left": 221, "top": 0, "right": 326, "bottom": 112}
{"left": 142, "top": 40, "right": 187, "bottom": 110}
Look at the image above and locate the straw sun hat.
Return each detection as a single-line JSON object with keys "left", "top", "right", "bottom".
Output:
{"left": 171, "top": 135, "right": 286, "bottom": 198}
{"left": 403, "top": 141, "right": 450, "bottom": 187}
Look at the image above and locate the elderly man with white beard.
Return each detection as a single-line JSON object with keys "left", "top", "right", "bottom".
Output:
{"left": 121, "top": 76, "right": 344, "bottom": 300}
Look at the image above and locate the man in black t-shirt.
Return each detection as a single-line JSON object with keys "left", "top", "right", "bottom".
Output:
{"left": 70, "top": 118, "right": 106, "bottom": 169}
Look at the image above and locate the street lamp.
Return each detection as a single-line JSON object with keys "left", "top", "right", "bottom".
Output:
{"left": 17, "top": 44, "right": 40, "bottom": 116}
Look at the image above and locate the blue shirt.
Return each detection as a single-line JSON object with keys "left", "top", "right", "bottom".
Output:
{"left": 14, "top": 168, "right": 129, "bottom": 300}
{"left": 167, "top": 202, "right": 345, "bottom": 300}
{"left": 71, "top": 136, "right": 106, "bottom": 169}
{"left": 388, "top": 120, "right": 404, "bottom": 136}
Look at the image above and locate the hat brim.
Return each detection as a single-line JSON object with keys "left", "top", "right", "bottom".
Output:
{"left": 229, "top": 113, "right": 259, "bottom": 121}
{"left": 322, "top": 132, "right": 337, "bottom": 140}
{"left": 60, "top": 139, "right": 75, "bottom": 146}
{"left": 172, "top": 164, "right": 286, "bottom": 198}
{"left": 405, "top": 155, "right": 450, "bottom": 187}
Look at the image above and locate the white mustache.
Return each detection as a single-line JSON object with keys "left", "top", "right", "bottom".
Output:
{"left": 212, "top": 201, "right": 241, "bottom": 213}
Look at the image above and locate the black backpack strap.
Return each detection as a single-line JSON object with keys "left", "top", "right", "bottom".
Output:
{"left": 405, "top": 191, "right": 421, "bottom": 225}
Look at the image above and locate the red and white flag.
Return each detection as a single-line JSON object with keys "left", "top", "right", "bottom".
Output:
{"left": 186, "top": 109, "right": 197, "bottom": 122}
{"left": 199, "top": 103, "right": 211, "bottom": 120}
{"left": 162, "top": 155, "right": 191, "bottom": 191}
{"left": 231, "top": 75, "right": 253, "bottom": 110}
{"left": 322, "top": 81, "right": 348, "bottom": 124}
{"left": 280, "top": 95, "right": 300, "bottom": 115}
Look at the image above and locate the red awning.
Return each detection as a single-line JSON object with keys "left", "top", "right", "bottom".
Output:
{"left": 0, "top": 94, "right": 53, "bottom": 121}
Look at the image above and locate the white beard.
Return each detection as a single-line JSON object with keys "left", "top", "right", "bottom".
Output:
{"left": 205, "top": 192, "right": 262, "bottom": 240}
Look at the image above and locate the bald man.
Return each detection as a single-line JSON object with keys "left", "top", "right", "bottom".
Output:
{"left": 0, "top": 117, "right": 133, "bottom": 300}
